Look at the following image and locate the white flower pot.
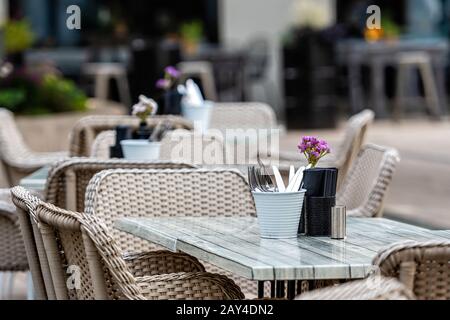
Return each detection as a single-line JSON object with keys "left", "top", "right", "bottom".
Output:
{"left": 120, "top": 140, "right": 161, "bottom": 161}
{"left": 181, "top": 101, "right": 213, "bottom": 133}
{"left": 252, "top": 190, "right": 306, "bottom": 239}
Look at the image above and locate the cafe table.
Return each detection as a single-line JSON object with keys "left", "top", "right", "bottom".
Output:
{"left": 19, "top": 166, "right": 50, "bottom": 192}
{"left": 115, "top": 215, "right": 448, "bottom": 299}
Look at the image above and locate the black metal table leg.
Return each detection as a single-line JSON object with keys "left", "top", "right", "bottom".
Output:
{"left": 257, "top": 281, "right": 265, "bottom": 299}
{"left": 287, "top": 281, "right": 296, "bottom": 300}
{"left": 276, "top": 281, "right": 285, "bottom": 298}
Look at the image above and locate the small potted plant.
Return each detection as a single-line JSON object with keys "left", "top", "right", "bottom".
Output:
{"left": 156, "top": 66, "right": 183, "bottom": 115}
{"left": 120, "top": 95, "right": 161, "bottom": 160}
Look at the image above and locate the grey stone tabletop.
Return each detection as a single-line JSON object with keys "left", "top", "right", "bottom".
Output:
{"left": 115, "top": 216, "right": 447, "bottom": 281}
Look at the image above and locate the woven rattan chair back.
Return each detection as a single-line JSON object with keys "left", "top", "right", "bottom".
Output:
{"left": 336, "top": 144, "right": 399, "bottom": 217}
{"left": 37, "top": 201, "right": 144, "bottom": 300}
{"left": 10, "top": 187, "right": 52, "bottom": 299}
{"left": 373, "top": 241, "right": 450, "bottom": 300}
{"left": 209, "top": 102, "right": 277, "bottom": 132}
{"left": 0, "top": 108, "right": 67, "bottom": 186}
{"left": 83, "top": 168, "right": 256, "bottom": 297}
{"left": 90, "top": 129, "right": 226, "bottom": 165}
{"left": 69, "top": 115, "right": 193, "bottom": 157}
{"left": 335, "top": 109, "right": 374, "bottom": 187}
{"left": 90, "top": 130, "right": 116, "bottom": 159}
{"left": 84, "top": 169, "right": 255, "bottom": 253}
{"left": 45, "top": 158, "right": 195, "bottom": 213}
{"left": 160, "top": 129, "right": 225, "bottom": 164}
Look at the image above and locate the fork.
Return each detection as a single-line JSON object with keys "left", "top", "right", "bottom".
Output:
{"left": 257, "top": 153, "right": 278, "bottom": 192}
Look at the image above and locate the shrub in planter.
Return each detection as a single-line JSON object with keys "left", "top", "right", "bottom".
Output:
{"left": 0, "top": 69, "right": 87, "bottom": 115}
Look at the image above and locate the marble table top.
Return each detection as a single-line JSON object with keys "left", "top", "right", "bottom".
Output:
{"left": 115, "top": 216, "right": 447, "bottom": 281}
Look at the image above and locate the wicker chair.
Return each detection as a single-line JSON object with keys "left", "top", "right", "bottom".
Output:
{"left": 296, "top": 276, "right": 415, "bottom": 300}
{"left": 373, "top": 241, "right": 450, "bottom": 300}
{"left": 90, "top": 131, "right": 116, "bottom": 159}
{"left": 45, "top": 158, "right": 195, "bottom": 213}
{"left": 336, "top": 144, "right": 400, "bottom": 217}
{"left": 209, "top": 102, "right": 277, "bottom": 132}
{"left": 0, "top": 108, "right": 67, "bottom": 186}
{"left": 68, "top": 115, "right": 193, "bottom": 157}
{"left": 11, "top": 186, "right": 244, "bottom": 300}
{"left": 90, "top": 129, "right": 226, "bottom": 165}
{"left": 9, "top": 188, "right": 50, "bottom": 300}
{"left": 0, "top": 189, "right": 31, "bottom": 299}
{"left": 276, "top": 109, "right": 375, "bottom": 188}
{"left": 84, "top": 168, "right": 262, "bottom": 298}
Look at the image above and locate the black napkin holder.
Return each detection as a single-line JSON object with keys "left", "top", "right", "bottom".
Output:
{"left": 299, "top": 168, "right": 338, "bottom": 236}
{"left": 305, "top": 196, "right": 336, "bottom": 236}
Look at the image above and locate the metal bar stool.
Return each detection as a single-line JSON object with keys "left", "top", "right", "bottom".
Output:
{"left": 82, "top": 63, "right": 131, "bottom": 108}
{"left": 394, "top": 52, "right": 443, "bottom": 120}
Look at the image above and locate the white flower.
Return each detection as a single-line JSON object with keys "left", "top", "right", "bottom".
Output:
{"left": 139, "top": 95, "right": 158, "bottom": 115}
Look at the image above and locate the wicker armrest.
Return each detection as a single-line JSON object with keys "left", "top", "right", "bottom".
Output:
{"left": 136, "top": 272, "right": 245, "bottom": 300}
{"left": 123, "top": 250, "right": 205, "bottom": 277}
{"left": 296, "top": 276, "right": 415, "bottom": 300}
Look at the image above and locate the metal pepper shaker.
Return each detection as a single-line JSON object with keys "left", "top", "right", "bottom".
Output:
{"left": 331, "top": 205, "right": 346, "bottom": 239}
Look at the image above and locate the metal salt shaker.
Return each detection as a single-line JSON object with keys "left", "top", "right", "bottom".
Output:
{"left": 331, "top": 205, "right": 346, "bottom": 239}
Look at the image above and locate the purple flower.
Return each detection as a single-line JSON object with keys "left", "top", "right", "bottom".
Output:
{"left": 310, "top": 151, "right": 320, "bottom": 158}
{"left": 165, "top": 66, "right": 180, "bottom": 78}
{"left": 297, "top": 135, "right": 331, "bottom": 167}
{"left": 156, "top": 78, "right": 170, "bottom": 90}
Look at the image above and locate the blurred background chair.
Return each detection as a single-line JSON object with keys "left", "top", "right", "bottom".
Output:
{"left": 210, "top": 102, "right": 278, "bottom": 132}
{"left": 45, "top": 159, "right": 194, "bottom": 213}
{"left": 0, "top": 108, "right": 67, "bottom": 187}
{"left": 177, "top": 61, "right": 218, "bottom": 101}
{"left": 81, "top": 62, "right": 132, "bottom": 108}
{"left": 244, "top": 38, "right": 272, "bottom": 104}
{"left": 68, "top": 115, "right": 193, "bottom": 157}
{"left": 394, "top": 52, "right": 443, "bottom": 120}
{"left": 336, "top": 144, "right": 400, "bottom": 218}
{"left": 373, "top": 240, "right": 450, "bottom": 300}
{"left": 90, "top": 129, "right": 225, "bottom": 165}
{"left": 275, "top": 109, "right": 375, "bottom": 187}
{"left": 0, "top": 189, "right": 32, "bottom": 300}
{"left": 296, "top": 276, "right": 415, "bottom": 300}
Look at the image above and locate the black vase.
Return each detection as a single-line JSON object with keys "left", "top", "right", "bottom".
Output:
{"left": 163, "top": 90, "right": 183, "bottom": 115}
{"left": 133, "top": 121, "right": 152, "bottom": 139}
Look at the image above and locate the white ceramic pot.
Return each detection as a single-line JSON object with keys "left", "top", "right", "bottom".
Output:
{"left": 120, "top": 140, "right": 161, "bottom": 161}
{"left": 252, "top": 190, "right": 306, "bottom": 239}
{"left": 181, "top": 101, "right": 213, "bottom": 133}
